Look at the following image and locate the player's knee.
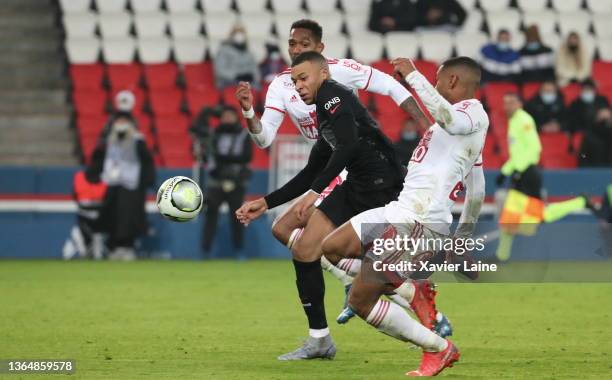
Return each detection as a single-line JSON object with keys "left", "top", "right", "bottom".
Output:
{"left": 291, "top": 238, "right": 319, "bottom": 262}
{"left": 271, "top": 219, "right": 292, "bottom": 245}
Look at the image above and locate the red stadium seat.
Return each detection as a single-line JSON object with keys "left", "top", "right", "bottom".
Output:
{"left": 185, "top": 87, "right": 221, "bottom": 114}
{"left": 70, "top": 64, "right": 104, "bottom": 90}
{"left": 599, "top": 85, "right": 612, "bottom": 104}
{"left": 413, "top": 60, "right": 438, "bottom": 84}
{"left": 371, "top": 59, "right": 394, "bottom": 75}
{"left": 143, "top": 63, "right": 178, "bottom": 90}
{"left": 561, "top": 83, "right": 581, "bottom": 105}
{"left": 222, "top": 85, "right": 242, "bottom": 111}
{"left": 251, "top": 144, "right": 269, "bottom": 169}
{"left": 521, "top": 82, "right": 541, "bottom": 101}
{"left": 73, "top": 90, "right": 108, "bottom": 116}
{"left": 372, "top": 93, "right": 397, "bottom": 115}
{"left": 155, "top": 114, "right": 190, "bottom": 134}
{"left": 107, "top": 64, "right": 142, "bottom": 89}
{"left": 482, "top": 82, "right": 519, "bottom": 113}
{"left": 183, "top": 62, "right": 215, "bottom": 88}
{"left": 149, "top": 89, "right": 183, "bottom": 116}
{"left": 77, "top": 115, "right": 107, "bottom": 140}
{"left": 539, "top": 132, "right": 577, "bottom": 168}
{"left": 593, "top": 61, "right": 612, "bottom": 87}
{"left": 377, "top": 113, "right": 404, "bottom": 141}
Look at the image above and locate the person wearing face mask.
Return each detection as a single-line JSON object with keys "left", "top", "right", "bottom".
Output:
{"left": 394, "top": 118, "right": 420, "bottom": 166}
{"left": 519, "top": 25, "right": 555, "bottom": 83}
{"left": 555, "top": 31, "right": 593, "bottom": 86}
{"left": 524, "top": 80, "right": 567, "bottom": 133}
{"left": 568, "top": 78, "right": 610, "bottom": 134}
{"left": 88, "top": 116, "right": 156, "bottom": 260}
{"left": 201, "top": 106, "right": 253, "bottom": 258}
{"left": 578, "top": 107, "right": 612, "bottom": 167}
{"left": 259, "top": 43, "right": 287, "bottom": 85}
{"left": 480, "top": 29, "right": 521, "bottom": 83}
{"left": 214, "top": 25, "right": 260, "bottom": 89}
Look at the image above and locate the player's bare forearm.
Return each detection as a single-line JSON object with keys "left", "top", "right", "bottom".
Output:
{"left": 245, "top": 115, "right": 263, "bottom": 134}
{"left": 399, "top": 97, "right": 431, "bottom": 130}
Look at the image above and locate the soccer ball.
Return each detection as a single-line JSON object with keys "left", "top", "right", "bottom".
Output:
{"left": 156, "top": 176, "right": 204, "bottom": 222}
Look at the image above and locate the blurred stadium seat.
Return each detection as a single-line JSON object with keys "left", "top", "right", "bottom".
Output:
{"left": 102, "top": 37, "right": 136, "bottom": 63}
{"left": 385, "top": 32, "right": 419, "bottom": 61}
{"left": 551, "top": 0, "right": 584, "bottom": 12}
{"left": 454, "top": 32, "right": 488, "bottom": 58}
{"left": 203, "top": 12, "right": 238, "bottom": 39}
{"left": 166, "top": 0, "right": 198, "bottom": 13}
{"left": 63, "top": 12, "right": 97, "bottom": 38}
{"left": 271, "top": 0, "right": 303, "bottom": 13}
{"left": 149, "top": 89, "right": 184, "bottom": 116}
{"left": 169, "top": 12, "right": 202, "bottom": 37}
{"left": 557, "top": 11, "right": 592, "bottom": 37}
{"left": 350, "top": 32, "right": 384, "bottom": 64}
{"left": 522, "top": 11, "right": 556, "bottom": 36}
{"left": 95, "top": 0, "right": 127, "bottom": 13}
{"left": 419, "top": 32, "right": 454, "bottom": 63}
{"left": 131, "top": 0, "right": 163, "bottom": 13}
{"left": 586, "top": 0, "right": 612, "bottom": 12}
{"left": 200, "top": 0, "right": 233, "bottom": 13}
{"left": 486, "top": 9, "right": 521, "bottom": 36}
{"left": 59, "top": 0, "right": 91, "bottom": 14}
{"left": 70, "top": 64, "right": 104, "bottom": 90}
{"left": 107, "top": 63, "right": 142, "bottom": 88}
{"left": 134, "top": 11, "right": 168, "bottom": 37}
{"left": 73, "top": 90, "right": 107, "bottom": 116}
{"left": 66, "top": 37, "right": 101, "bottom": 64}
{"left": 143, "top": 63, "right": 178, "bottom": 90}
{"left": 173, "top": 37, "right": 207, "bottom": 63}
{"left": 98, "top": 11, "right": 132, "bottom": 38}
{"left": 235, "top": 0, "right": 268, "bottom": 13}
{"left": 138, "top": 37, "right": 172, "bottom": 64}
{"left": 479, "top": 0, "right": 511, "bottom": 12}
{"left": 516, "top": 0, "right": 548, "bottom": 12}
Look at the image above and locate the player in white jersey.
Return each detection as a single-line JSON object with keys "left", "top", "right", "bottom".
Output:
{"left": 235, "top": 19, "right": 453, "bottom": 340}
{"left": 320, "top": 57, "right": 488, "bottom": 377}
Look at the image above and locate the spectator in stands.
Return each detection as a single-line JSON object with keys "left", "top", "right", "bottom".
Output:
{"left": 578, "top": 107, "right": 612, "bottom": 167}
{"left": 567, "top": 78, "right": 610, "bottom": 133}
{"left": 394, "top": 118, "right": 420, "bottom": 166}
{"left": 414, "top": 0, "right": 466, "bottom": 31}
{"left": 368, "top": 0, "right": 417, "bottom": 33}
{"left": 89, "top": 115, "right": 156, "bottom": 260}
{"left": 556, "top": 31, "right": 592, "bottom": 86}
{"left": 519, "top": 25, "right": 555, "bottom": 83}
{"left": 100, "top": 90, "right": 138, "bottom": 140}
{"left": 259, "top": 43, "right": 287, "bottom": 85}
{"left": 480, "top": 29, "right": 521, "bottom": 83}
{"left": 214, "top": 25, "right": 260, "bottom": 89}
{"left": 524, "top": 80, "right": 567, "bottom": 133}
{"left": 202, "top": 106, "right": 252, "bottom": 259}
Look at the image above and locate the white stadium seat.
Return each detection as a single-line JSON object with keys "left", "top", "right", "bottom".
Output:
{"left": 551, "top": 0, "right": 583, "bottom": 12}
{"left": 541, "top": 33, "right": 560, "bottom": 51}
{"left": 98, "top": 12, "right": 132, "bottom": 38}
{"left": 308, "top": 12, "right": 345, "bottom": 36}
{"left": 344, "top": 12, "right": 369, "bottom": 36}
{"left": 63, "top": 12, "right": 97, "bottom": 38}
{"left": 453, "top": 31, "right": 488, "bottom": 58}
{"left": 479, "top": 0, "right": 510, "bottom": 12}
{"left": 271, "top": 0, "right": 303, "bottom": 13}
{"left": 592, "top": 14, "right": 612, "bottom": 37}
{"left": 306, "top": 0, "right": 338, "bottom": 12}
{"left": 138, "top": 36, "right": 172, "bottom": 63}
{"left": 340, "top": 0, "right": 371, "bottom": 14}
{"left": 597, "top": 37, "right": 612, "bottom": 60}
{"left": 203, "top": 12, "right": 238, "bottom": 39}
{"left": 385, "top": 32, "right": 419, "bottom": 60}
{"left": 235, "top": 0, "right": 268, "bottom": 13}
{"left": 586, "top": 0, "right": 612, "bottom": 12}
{"left": 510, "top": 32, "right": 525, "bottom": 50}
{"left": 557, "top": 11, "right": 592, "bottom": 37}
{"left": 321, "top": 36, "right": 349, "bottom": 58}
{"left": 460, "top": 10, "right": 483, "bottom": 33}
{"left": 522, "top": 11, "right": 557, "bottom": 36}
{"left": 173, "top": 36, "right": 207, "bottom": 63}
{"left": 516, "top": 0, "right": 548, "bottom": 12}
{"left": 247, "top": 37, "right": 273, "bottom": 63}
{"left": 199, "top": 0, "right": 233, "bottom": 13}
{"left": 419, "top": 31, "right": 454, "bottom": 62}
{"left": 130, "top": 0, "right": 163, "bottom": 13}
{"left": 95, "top": 0, "right": 126, "bottom": 13}
{"left": 166, "top": 0, "right": 197, "bottom": 13}
{"left": 275, "top": 14, "right": 301, "bottom": 39}
{"left": 169, "top": 12, "right": 203, "bottom": 37}
{"left": 207, "top": 37, "right": 224, "bottom": 56}
{"left": 239, "top": 12, "right": 274, "bottom": 38}
{"left": 102, "top": 37, "right": 136, "bottom": 63}
{"left": 65, "top": 37, "right": 100, "bottom": 63}
{"left": 456, "top": 0, "right": 477, "bottom": 10}
{"left": 59, "top": 0, "right": 91, "bottom": 14}
{"left": 349, "top": 32, "right": 384, "bottom": 63}
{"left": 486, "top": 9, "right": 521, "bottom": 36}
{"left": 134, "top": 11, "right": 168, "bottom": 37}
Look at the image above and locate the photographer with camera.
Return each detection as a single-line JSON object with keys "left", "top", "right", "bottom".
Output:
{"left": 191, "top": 105, "right": 253, "bottom": 258}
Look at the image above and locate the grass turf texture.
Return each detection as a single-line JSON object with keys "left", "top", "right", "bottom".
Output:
{"left": 1, "top": 260, "right": 611, "bottom": 379}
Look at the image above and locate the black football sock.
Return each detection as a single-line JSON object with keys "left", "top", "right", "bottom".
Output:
{"left": 293, "top": 259, "right": 328, "bottom": 330}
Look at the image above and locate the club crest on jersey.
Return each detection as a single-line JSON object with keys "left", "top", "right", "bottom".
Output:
{"left": 290, "top": 94, "right": 299, "bottom": 102}
{"left": 324, "top": 97, "right": 341, "bottom": 110}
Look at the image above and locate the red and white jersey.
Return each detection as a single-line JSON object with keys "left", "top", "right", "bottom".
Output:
{"left": 385, "top": 98, "right": 489, "bottom": 235}
{"left": 249, "top": 58, "right": 412, "bottom": 148}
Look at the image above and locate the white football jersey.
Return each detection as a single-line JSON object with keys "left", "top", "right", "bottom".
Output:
{"left": 385, "top": 99, "right": 489, "bottom": 235}
{"left": 249, "top": 58, "right": 411, "bottom": 148}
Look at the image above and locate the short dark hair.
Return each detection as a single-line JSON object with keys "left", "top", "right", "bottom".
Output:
{"left": 581, "top": 78, "right": 596, "bottom": 88}
{"left": 291, "top": 51, "right": 327, "bottom": 68}
{"left": 441, "top": 56, "right": 482, "bottom": 81}
{"left": 290, "top": 19, "right": 323, "bottom": 42}
{"left": 498, "top": 28, "right": 510, "bottom": 36}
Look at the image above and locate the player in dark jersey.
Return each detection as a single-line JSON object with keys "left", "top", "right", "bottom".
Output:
{"left": 236, "top": 51, "right": 404, "bottom": 360}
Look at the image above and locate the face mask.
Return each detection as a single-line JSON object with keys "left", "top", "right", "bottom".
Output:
{"left": 541, "top": 92, "right": 557, "bottom": 104}
{"left": 498, "top": 42, "right": 511, "bottom": 51}
{"left": 232, "top": 32, "right": 246, "bottom": 45}
{"left": 581, "top": 90, "right": 595, "bottom": 103}
{"left": 568, "top": 44, "right": 578, "bottom": 52}
{"left": 402, "top": 131, "right": 418, "bottom": 140}
{"left": 526, "top": 42, "right": 540, "bottom": 51}
{"left": 270, "top": 51, "right": 280, "bottom": 60}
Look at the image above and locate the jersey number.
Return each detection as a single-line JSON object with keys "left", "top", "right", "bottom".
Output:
{"left": 409, "top": 130, "right": 433, "bottom": 163}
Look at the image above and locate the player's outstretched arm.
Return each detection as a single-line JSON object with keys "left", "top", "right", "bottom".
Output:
{"left": 454, "top": 164, "right": 485, "bottom": 238}
{"left": 236, "top": 82, "right": 284, "bottom": 148}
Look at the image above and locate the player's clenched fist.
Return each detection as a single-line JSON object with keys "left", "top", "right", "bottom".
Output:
{"left": 236, "top": 198, "right": 268, "bottom": 225}
{"left": 235, "top": 81, "right": 254, "bottom": 111}
{"left": 391, "top": 58, "right": 417, "bottom": 78}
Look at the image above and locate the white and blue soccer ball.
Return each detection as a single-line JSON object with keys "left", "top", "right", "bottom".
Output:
{"left": 156, "top": 176, "right": 204, "bottom": 222}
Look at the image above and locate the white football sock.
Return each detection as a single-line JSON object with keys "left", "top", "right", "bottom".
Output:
{"left": 321, "top": 256, "right": 353, "bottom": 287}
{"left": 309, "top": 327, "right": 330, "bottom": 338}
{"left": 337, "top": 258, "right": 361, "bottom": 277}
{"left": 387, "top": 293, "right": 413, "bottom": 312}
{"left": 366, "top": 299, "right": 447, "bottom": 352}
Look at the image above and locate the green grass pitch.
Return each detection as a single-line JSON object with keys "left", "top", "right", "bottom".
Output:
{"left": 1, "top": 260, "right": 611, "bottom": 379}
